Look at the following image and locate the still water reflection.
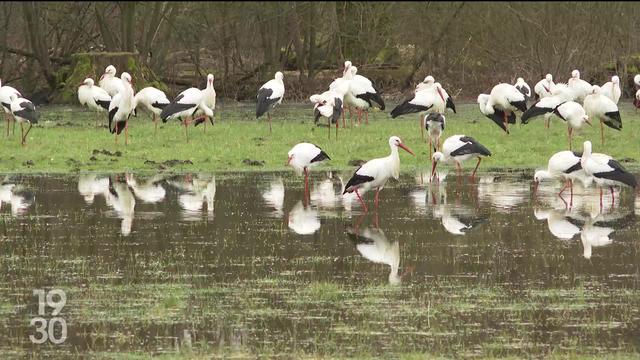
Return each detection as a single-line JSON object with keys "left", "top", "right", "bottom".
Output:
{"left": 0, "top": 171, "right": 638, "bottom": 357}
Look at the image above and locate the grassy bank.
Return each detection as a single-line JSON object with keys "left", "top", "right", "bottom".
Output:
{"left": 0, "top": 102, "right": 638, "bottom": 173}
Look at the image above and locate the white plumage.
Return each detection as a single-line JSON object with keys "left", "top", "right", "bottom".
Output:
{"left": 432, "top": 134, "right": 492, "bottom": 178}
{"left": 99, "top": 65, "right": 125, "bottom": 97}
{"left": 108, "top": 72, "right": 135, "bottom": 144}
{"left": 477, "top": 83, "right": 527, "bottom": 134}
{"left": 415, "top": 75, "right": 435, "bottom": 93}
{"left": 9, "top": 93, "right": 38, "bottom": 146}
{"left": 133, "top": 86, "right": 170, "bottom": 132}
{"left": 256, "top": 71, "right": 285, "bottom": 133}
{"left": 0, "top": 80, "right": 21, "bottom": 136}
{"left": 514, "top": 77, "right": 531, "bottom": 101}
{"left": 583, "top": 85, "right": 622, "bottom": 145}
{"left": 125, "top": 174, "right": 166, "bottom": 204}
{"left": 580, "top": 141, "right": 636, "bottom": 207}
{"left": 310, "top": 90, "right": 343, "bottom": 138}
{"left": 343, "top": 136, "right": 414, "bottom": 212}
{"left": 78, "top": 78, "right": 111, "bottom": 126}
{"left": 534, "top": 208, "right": 581, "bottom": 240}
{"left": 534, "top": 74, "right": 555, "bottom": 99}
{"left": 287, "top": 201, "right": 320, "bottom": 235}
{"left": 344, "top": 66, "right": 385, "bottom": 125}
{"left": 599, "top": 75, "right": 621, "bottom": 104}
{"left": 287, "top": 142, "right": 330, "bottom": 198}
{"left": 634, "top": 74, "right": 640, "bottom": 89}
{"left": 349, "top": 226, "right": 402, "bottom": 285}
{"left": 567, "top": 70, "right": 592, "bottom": 103}
{"left": 424, "top": 112, "right": 446, "bottom": 156}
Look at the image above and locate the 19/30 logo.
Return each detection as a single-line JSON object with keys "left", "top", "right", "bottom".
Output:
{"left": 30, "top": 289, "right": 67, "bottom": 345}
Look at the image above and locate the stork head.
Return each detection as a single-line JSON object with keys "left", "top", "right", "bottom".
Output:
{"left": 582, "top": 140, "right": 593, "bottom": 158}
{"left": 431, "top": 152, "right": 445, "bottom": 177}
{"left": 572, "top": 70, "right": 580, "bottom": 79}
{"left": 389, "top": 136, "right": 414, "bottom": 156}
{"left": 424, "top": 75, "right": 435, "bottom": 85}
{"left": 343, "top": 61, "right": 352, "bottom": 76}
{"left": 81, "top": 78, "right": 94, "bottom": 87}
{"left": 207, "top": 74, "right": 214, "bottom": 86}
{"left": 583, "top": 114, "right": 591, "bottom": 126}
{"left": 516, "top": 77, "right": 525, "bottom": 84}
{"left": 591, "top": 85, "right": 601, "bottom": 94}
{"left": 545, "top": 74, "right": 553, "bottom": 82}
{"left": 309, "top": 94, "right": 322, "bottom": 103}
{"left": 121, "top": 72, "right": 132, "bottom": 83}
{"left": 350, "top": 66, "right": 358, "bottom": 76}
{"left": 612, "top": 75, "right": 620, "bottom": 84}
{"left": 101, "top": 65, "right": 116, "bottom": 81}
{"left": 533, "top": 170, "right": 552, "bottom": 193}
{"left": 275, "top": 71, "right": 284, "bottom": 81}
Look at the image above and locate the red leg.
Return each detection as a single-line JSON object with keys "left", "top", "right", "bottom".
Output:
{"left": 374, "top": 187, "right": 380, "bottom": 209}
{"left": 304, "top": 168, "right": 309, "bottom": 201}
{"left": 355, "top": 189, "right": 368, "bottom": 213}
{"left": 268, "top": 112, "right": 272, "bottom": 134}
{"left": 125, "top": 121, "right": 129, "bottom": 146}
{"left": 153, "top": 114, "right": 158, "bottom": 136}
{"left": 365, "top": 111, "right": 369, "bottom": 125}
{"left": 599, "top": 188, "right": 603, "bottom": 210}
{"left": 428, "top": 137, "right": 433, "bottom": 159}
{"left": 558, "top": 179, "right": 569, "bottom": 196}
{"left": 569, "top": 179, "right": 573, "bottom": 207}
{"left": 20, "top": 122, "right": 24, "bottom": 146}
{"left": 471, "top": 157, "right": 482, "bottom": 178}
{"left": 568, "top": 126, "right": 572, "bottom": 150}
{"left": 342, "top": 108, "right": 346, "bottom": 128}
{"left": 503, "top": 112, "right": 509, "bottom": 133}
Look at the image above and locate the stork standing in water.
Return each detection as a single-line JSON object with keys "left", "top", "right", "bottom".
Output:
{"left": 583, "top": 85, "right": 622, "bottom": 145}
{"left": 477, "top": 83, "right": 527, "bottom": 134}
{"left": 600, "top": 75, "right": 621, "bottom": 104}
{"left": 287, "top": 143, "right": 331, "bottom": 199}
{"left": 310, "top": 90, "right": 343, "bottom": 139}
{"left": 78, "top": 78, "right": 111, "bottom": 128}
{"left": 431, "top": 135, "right": 491, "bottom": 180}
{"left": 534, "top": 74, "right": 554, "bottom": 100}
{"left": 256, "top": 71, "right": 285, "bottom": 134}
{"left": 346, "top": 66, "right": 385, "bottom": 126}
{"left": 0, "top": 79, "right": 22, "bottom": 136}
{"left": 567, "top": 70, "right": 592, "bottom": 103}
{"left": 99, "top": 65, "right": 124, "bottom": 97}
{"left": 514, "top": 77, "right": 531, "bottom": 103}
{"left": 108, "top": 72, "right": 135, "bottom": 145}
{"left": 533, "top": 150, "right": 600, "bottom": 206}
{"left": 581, "top": 141, "right": 636, "bottom": 209}
{"left": 424, "top": 112, "right": 445, "bottom": 158}
{"left": 9, "top": 93, "right": 38, "bottom": 146}
{"left": 343, "top": 136, "right": 415, "bottom": 213}
{"left": 160, "top": 87, "right": 213, "bottom": 143}
{"left": 133, "top": 86, "right": 170, "bottom": 135}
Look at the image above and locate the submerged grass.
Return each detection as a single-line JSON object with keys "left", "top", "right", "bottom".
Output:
{"left": 0, "top": 102, "right": 639, "bottom": 173}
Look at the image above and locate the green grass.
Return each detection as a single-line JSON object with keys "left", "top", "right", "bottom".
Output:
{"left": 1, "top": 102, "right": 638, "bottom": 173}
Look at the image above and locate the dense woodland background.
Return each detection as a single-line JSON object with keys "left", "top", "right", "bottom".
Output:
{"left": 2, "top": 2, "right": 640, "bottom": 104}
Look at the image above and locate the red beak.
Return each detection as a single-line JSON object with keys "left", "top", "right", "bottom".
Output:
{"left": 431, "top": 160, "right": 438, "bottom": 178}
{"left": 543, "top": 85, "right": 549, "bottom": 93}
{"left": 533, "top": 180, "right": 539, "bottom": 194}
{"left": 100, "top": 74, "right": 105, "bottom": 81}
{"left": 398, "top": 143, "right": 415, "bottom": 156}
{"left": 437, "top": 87, "right": 445, "bottom": 103}
{"left": 286, "top": 155, "right": 293, "bottom": 166}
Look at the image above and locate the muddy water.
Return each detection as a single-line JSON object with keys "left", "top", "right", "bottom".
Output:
{"left": 0, "top": 172, "right": 638, "bottom": 357}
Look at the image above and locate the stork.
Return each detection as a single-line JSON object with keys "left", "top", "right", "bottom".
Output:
{"left": 287, "top": 143, "right": 331, "bottom": 199}
{"left": 0, "top": 79, "right": 21, "bottom": 136}
{"left": 583, "top": 85, "right": 622, "bottom": 145}
{"left": 78, "top": 78, "right": 111, "bottom": 128}
{"left": 9, "top": 93, "right": 38, "bottom": 146}
{"left": 133, "top": 86, "right": 170, "bottom": 134}
{"left": 581, "top": 141, "right": 636, "bottom": 209}
{"left": 431, "top": 135, "right": 492, "bottom": 180}
{"left": 108, "top": 72, "right": 135, "bottom": 145}
{"left": 477, "top": 83, "right": 527, "bottom": 134}
{"left": 160, "top": 87, "right": 213, "bottom": 143}
{"left": 256, "top": 71, "right": 285, "bottom": 134}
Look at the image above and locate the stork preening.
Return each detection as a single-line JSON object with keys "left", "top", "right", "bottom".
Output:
{"left": 99, "top": 65, "right": 125, "bottom": 97}
{"left": 343, "top": 136, "right": 414, "bottom": 213}
{"left": 521, "top": 82, "right": 575, "bottom": 129}
{"left": 108, "top": 72, "right": 135, "bottom": 145}
{"left": 424, "top": 112, "right": 445, "bottom": 157}
{"left": 431, "top": 135, "right": 492, "bottom": 180}
{"left": 161, "top": 87, "right": 213, "bottom": 143}
{"left": 78, "top": 78, "right": 111, "bottom": 128}
{"left": 310, "top": 90, "right": 343, "bottom": 139}
{"left": 256, "top": 71, "right": 285, "bottom": 134}
{"left": 391, "top": 82, "right": 453, "bottom": 140}
{"left": 581, "top": 141, "right": 636, "bottom": 209}
{"left": 415, "top": 75, "right": 435, "bottom": 93}
{"left": 534, "top": 74, "right": 554, "bottom": 100}
{"left": 600, "top": 75, "right": 621, "bottom": 104}
{"left": 567, "top": 70, "right": 592, "bottom": 103}
{"left": 477, "top": 83, "right": 527, "bottom": 134}
{"left": 583, "top": 85, "right": 622, "bottom": 145}
{"left": 345, "top": 66, "right": 385, "bottom": 125}
{"left": 9, "top": 93, "right": 38, "bottom": 146}
{"left": 0, "top": 79, "right": 21, "bottom": 136}
{"left": 514, "top": 77, "right": 532, "bottom": 103}
{"left": 133, "top": 87, "right": 170, "bottom": 134}
{"left": 287, "top": 143, "right": 331, "bottom": 199}
{"left": 193, "top": 74, "right": 216, "bottom": 132}
{"left": 523, "top": 100, "right": 590, "bottom": 150}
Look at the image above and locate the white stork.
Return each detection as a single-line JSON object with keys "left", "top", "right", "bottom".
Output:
{"left": 477, "top": 83, "right": 527, "bottom": 134}
{"left": 342, "top": 136, "right": 414, "bottom": 213}
{"left": 534, "top": 74, "right": 554, "bottom": 100}
{"left": 9, "top": 93, "right": 38, "bottom": 146}
{"left": 99, "top": 65, "right": 124, "bottom": 97}
{"left": 0, "top": 79, "right": 21, "bottom": 136}
{"left": 580, "top": 219, "right": 614, "bottom": 259}
{"left": 635, "top": 89, "right": 640, "bottom": 112}
{"left": 329, "top": 61, "right": 354, "bottom": 127}
{"left": 310, "top": 90, "right": 343, "bottom": 139}
{"left": 431, "top": 135, "right": 491, "bottom": 180}
{"left": 415, "top": 75, "right": 435, "bottom": 93}
{"left": 634, "top": 74, "right": 640, "bottom": 90}
{"left": 108, "top": 72, "right": 135, "bottom": 145}
{"left": 391, "top": 83, "right": 452, "bottom": 140}
{"left": 133, "top": 87, "right": 170, "bottom": 134}
{"left": 287, "top": 143, "right": 331, "bottom": 198}
{"left": 534, "top": 208, "right": 582, "bottom": 240}
{"left": 160, "top": 87, "right": 213, "bottom": 143}
{"left": 583, "top": 85, "right": 622, "bottom": 145}
{"left": 256, "top": 71, "right": 284, "bottom": 134}
{"left": 424, "top": 112, "right": 445, "bottom": 157}
{"left": 521, "top": 82, "right": 576, "bottom": 129}
{"left": 191, "top": 74, "right": 216, "bottom": 132}
{"left": 78, "top": 78, "right": 111, "bottom": 128}
{"left": 600, "top": 75, "right": 621, "bottom": 104}
{"left": 567, "top": 70, "right": 592, "bottom": 103}
{"left": 514, "top": 77, "right": 532, "bottom": 103}
{"left": 580, "top": 140, "right": 636, "bottom": 208}
{"left": 346, "top": 66, "right": 385, "bottom": 125}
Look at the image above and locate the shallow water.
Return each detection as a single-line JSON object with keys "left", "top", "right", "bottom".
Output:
{"left": 0, "top": 171, "right": 638, "bottom": 357}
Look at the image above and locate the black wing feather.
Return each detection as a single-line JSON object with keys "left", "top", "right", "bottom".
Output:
{"left": 356, "top": 92, "right": 385, "bottom": 110}
{"left": 450, "top": 136, "right": 492, "bottom": 157}
{"left": 445, "top": 97, "right": 456, "bottom": 113}
{"left": 602, "top": 111, "right": 622, "bottom": 130}
{"left": 343, "top": 167, "right": 375, "bottom": 194}
{"left": 256, "top": 88, "right": 279, "bottom": 118}
{"left": 594, "top": 159, "right": 637, "bottom": 188}
{"left": 160, "top": 94, "right": 195, "bottom": 122}
{"left": 521, "top": 103, "right": 553, "bottom": 124}
{"left": 310, "top": 147, "right": 331, "bottom": 163}
{"left": 390, "top": 99, "right": 431, "bottom": 118}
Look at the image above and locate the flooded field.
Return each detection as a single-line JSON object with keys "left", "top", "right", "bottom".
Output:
{"left": 0, "top": 171, "right": 638, "bottom": 358}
